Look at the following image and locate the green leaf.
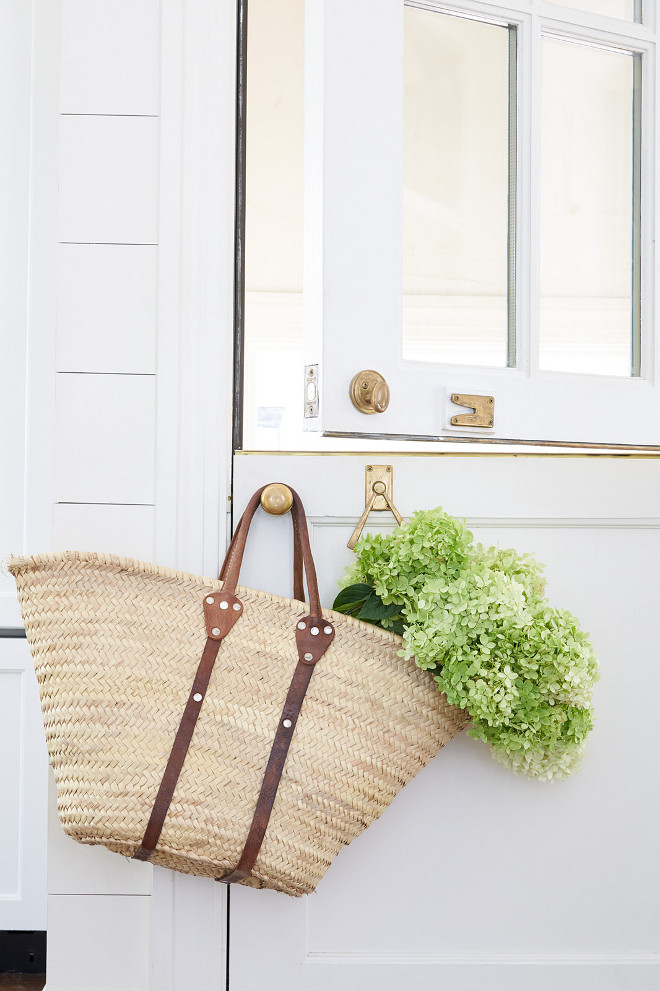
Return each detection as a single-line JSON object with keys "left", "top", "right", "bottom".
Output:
{"left": 358, "top": 593, "right": 402, "bottom": 622}
{"left": 332, "top": 583, "right": 372, "bottom": 615}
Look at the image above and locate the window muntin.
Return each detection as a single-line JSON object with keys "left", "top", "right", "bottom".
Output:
{"left": 549, "top": 0, "right": 642, "bottom": 24}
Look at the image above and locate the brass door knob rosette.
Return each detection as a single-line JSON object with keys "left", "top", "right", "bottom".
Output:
{"left": 349, "top": 370, "right": 390, "bottom": 414}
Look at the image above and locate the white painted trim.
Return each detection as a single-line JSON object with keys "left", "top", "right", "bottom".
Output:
{"left": 0, "top": 0, "right": 32, "bottom": 626}
{"left": 24, "top": 0, "right": 60, "bottom": 557}
{"left": 22, "top": 1, "right": 60, "bottom": 984}
{"left": 151, "top": 0, "right": 237, "bottom": 987}
{"left": 153, "top": 0, "right": 183, "bottom": 572}
{"left": 303, "top": 952, "right": 660, "bottom": 965}
{"left": 418, "top": 0, "right": 653, "bottom": 40}
{"left": 309, "top": 516, "right": 660, "bottom": 529}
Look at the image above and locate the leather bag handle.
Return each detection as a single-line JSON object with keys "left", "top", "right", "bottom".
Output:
{"left": 220, "top": 491, "right": 305, "bottom": 603}
{"left": 135, "top": 484, "right": 332, "bottom": 881}
{"left": 219, "top": 484, "right": 320, "bottom": 615}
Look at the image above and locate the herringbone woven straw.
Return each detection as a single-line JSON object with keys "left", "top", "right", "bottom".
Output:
{"left": 10, "top": 546, "right": 467, "bottom": 896}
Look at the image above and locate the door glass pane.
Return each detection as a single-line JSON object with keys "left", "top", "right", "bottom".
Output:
{"left": 539, "top": 39, "right": 640, "bottom": 377}
{"left": 402, "top": 8, "right": 514, "bottom": 368}
{"left": 549, "top": 0, "right": 640, "bottom": 22}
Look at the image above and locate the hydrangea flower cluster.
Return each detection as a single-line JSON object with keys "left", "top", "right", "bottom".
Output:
{"left": 339, "top": 509, "right": 599, "bottom": 780}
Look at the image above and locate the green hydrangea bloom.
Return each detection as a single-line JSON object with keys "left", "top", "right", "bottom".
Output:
{"left": 342, "top": 509, "right": 599, "bottom": 780}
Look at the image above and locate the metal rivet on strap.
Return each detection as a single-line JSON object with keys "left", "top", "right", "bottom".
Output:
{"left": 206, "top": 596, "right": 215, "bottom": 604}
{"left": 324, "top": 626, "right": 332, "bottom": 634}
{"left": 283, "top": 719, "right": 292, "bottom": 729}
{"left": 304, "top": 652, "right": 313, "bottom": 661}
{"left": 193, "top": 693, "right": 203, "bottom": 702}
{"left": 212, "top": 627, "right": 220, "bottom": 636}
{"left": 233, "top": 602, "right": 241, "bottom": 611}
{"left": 311, "top": 627, "right": 319, "bottom": 636}
{"left": 220, "top": 601, "right": 229, "bottom": 610}
{"left": 297, "top": 621, "right": 306, "bottom": 630}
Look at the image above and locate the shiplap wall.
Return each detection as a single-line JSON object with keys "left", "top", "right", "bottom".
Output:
{"left": 46, "top": 2, "right": 161, "bottom": 986}
{"left": 38, "top": 0, "right": 237, "bottom": 987}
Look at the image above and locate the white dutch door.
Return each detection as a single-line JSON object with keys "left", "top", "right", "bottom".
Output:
{"left": 231, "top": 0, "right": 660, "bottom": 988}
{"left": 230, "top": 455, "right": 660, "bottom": 991}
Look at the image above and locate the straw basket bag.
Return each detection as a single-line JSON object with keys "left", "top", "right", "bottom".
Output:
{"left": 9, "top": 485, "right": 467, "bottom": 896}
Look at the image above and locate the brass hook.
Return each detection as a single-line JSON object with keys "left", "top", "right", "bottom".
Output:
{"left": 347, "top": 470, "right": 403, "bottom": 550}
{"left": 261, "top": 483, "right": 294, "bottom": 516}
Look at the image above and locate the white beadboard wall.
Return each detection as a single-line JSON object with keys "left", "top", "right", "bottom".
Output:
{"left": 49, "top": 1, "right": 161, "bottom": 985}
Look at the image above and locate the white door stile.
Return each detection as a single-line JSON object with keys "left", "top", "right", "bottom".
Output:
{"left": 304, "top": 0, "right": 660, "bottom": 447}
{"left": 303, "top": 0, "right": 404, "bottom": 435}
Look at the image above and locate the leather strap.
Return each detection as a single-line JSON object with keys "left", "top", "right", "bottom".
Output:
{"left": 134, "top": 484, "right": 332, "bottom": 879}
{"left": 133, "top": 637, "right": 222, "bottom": 860}
{"left": 134, "top": 585, "right": 245, "bottom": 861}
{"left": 220, "top": 627, "right": 329, "bottom": 884}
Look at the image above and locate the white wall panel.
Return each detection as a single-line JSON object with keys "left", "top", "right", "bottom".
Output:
{"left": 53, "top": 503, "right": 155, "bottom": 559}
{"left": 58, "top": 115, "right": 159, "bottom": 244}
{"left": 47, "top": 894, "right": 152, "bottom": 991}
{"left": 60, "top": 0, "right": 160, "bottom": 116}
{"left": 57, "top": 243, "right": 158, "bottom": 373}
{"left": 54, "top": 372, "right": 156, "bottom": 504}
{"left": 0, "top": 638, "right": 48, "bottom": 930}
{"left": 0, "top": 670, "right": 23, "bottom": 899}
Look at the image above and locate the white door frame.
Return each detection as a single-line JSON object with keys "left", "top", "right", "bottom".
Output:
{"left": 150, "top": 0, "right": 237, "bottom": 987}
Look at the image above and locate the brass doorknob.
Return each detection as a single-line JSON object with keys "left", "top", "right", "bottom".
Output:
{"left": 349, "top": 370, "right": 390, "bottom": 414}
{"left": 260, "top": 483, "right": 293, "bottom": 515}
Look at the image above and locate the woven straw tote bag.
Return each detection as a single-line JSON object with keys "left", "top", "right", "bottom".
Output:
{"left": 9, "top": 485, "right": 467, "bottom": 896}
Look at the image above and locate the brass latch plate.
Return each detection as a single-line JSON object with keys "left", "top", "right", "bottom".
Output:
{"left": 365, "top": 465, "right": 393, "bottom": 510}
{"left": 450, "top": 393, "right": 494, "bottom": 428}
{"left": 347, "top": 465, "right": 403, "bottom": 549}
